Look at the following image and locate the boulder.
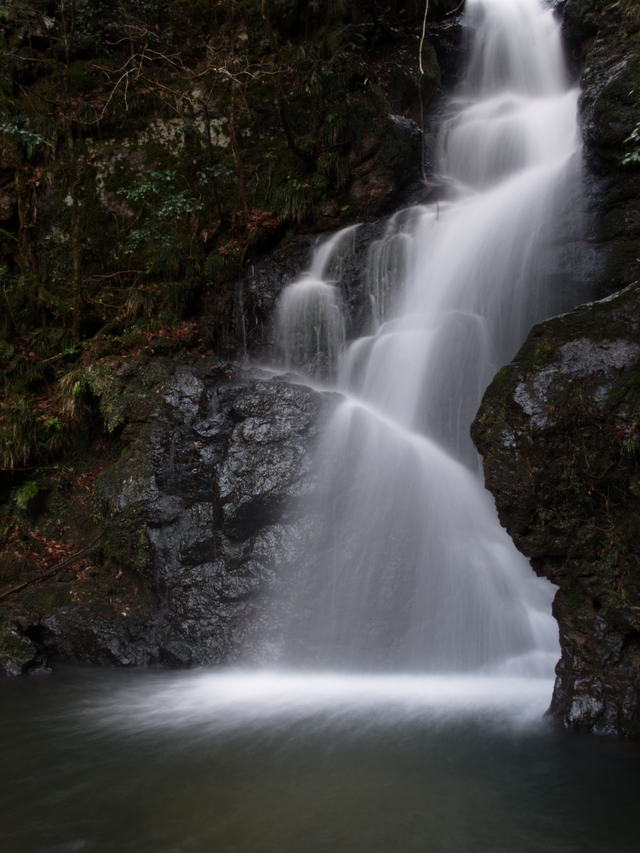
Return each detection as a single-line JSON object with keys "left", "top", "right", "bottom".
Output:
{"left": 0, "top": 357, "right": 339, "bottom": 673}
{"left": 473, "top": 285, "right": 640, "bottom": 737}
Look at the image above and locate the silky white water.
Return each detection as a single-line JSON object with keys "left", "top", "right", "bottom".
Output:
{"left": 275, "top": 0, "right": 583, "bottom": 676}
{"left": 275, "top": 225, "right": 359, "bottom": 379}
{"left": 83, "top": 670, "right": 555, "bottom": 733}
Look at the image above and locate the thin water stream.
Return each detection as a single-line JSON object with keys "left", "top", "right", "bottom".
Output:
{"left": 6, "top": 1, "right": 638, "bottom": 849}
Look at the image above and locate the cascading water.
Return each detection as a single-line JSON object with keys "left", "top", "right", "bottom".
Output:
{"left": 275, "top": 225, "right": 359, "bottom": 380}
{"left": 275, "top": 0, "right": 583, "bottom": 676}
{"left": 10, "top": 8, "right": 639, "bottom": 850}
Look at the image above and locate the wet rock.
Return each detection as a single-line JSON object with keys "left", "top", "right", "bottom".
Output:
{"left": 239, "top": 236, "right": 317, "bottom": 358}
{"left": 40, "top": 607, "right": 152, "bottom": 667}
{"left": 0, "top": 356, "right": 339, "bottom": 676}
{"left": 347, "top": 113, "right": 423, "bottom": 214}
{"left": 159, "top": 640, "right": 193, "bottom": 668}
{"left": 0, "top": 622, "right": 39, "bottom": 676}
{"left": 561, "top": 0, "right": 640, "bottom": 296}
{"left": 92, "top": 359, "right": 340, "bottom": 668}
{"left": 472, "top": 284, "right": 640, "bottom": 737}
{"left": 238, "top": 220, "right": 386, "bottom": 361}
{"left": 469, "top": 0, "right": 640, "bottom": 738}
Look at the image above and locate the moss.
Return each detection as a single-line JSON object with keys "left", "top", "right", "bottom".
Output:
{"left": 100, "top": 504, "right": 151, "bottom": 574}
{"left": 121, "top": 331, "right": 149, "bottom": 350}
{"left": 489, "top": 364, "right": 518, "bottom": 395}
{"left": 348, "top": 87, "right": 389, "bottom": 150}
{"left": 93, "top": 432, "right": 156, "bottom": 576}
{"left": 0, "top": 622, "right": 34, "bottom": 660}
{"left": 560, "top": 583, "right": 588, "bottom": 616}
{"left": 608, "top": 370, "right": 640, "bottom": 404}
{"left": 592, "top": 71, "right": 639, "bottom": 150}
{"left": 81, "top": 363, "right": 128, "bottom": 432}
{"left": 21, "top": 584, "right": 73, "bottom": 611}
{"left": 68, "top": 62, "right": 101, "bottom": 94}
{"left": 505, "top": 335, "right": 559, "bottom": 378}
{"left": 0, "top": 0, "right": 442, "bottom": 475}
{"left": 473, "top": 366, "right": 515, "bottom": 448}
{"left": 141, "top": 140, "right": 182, "bottom": 169}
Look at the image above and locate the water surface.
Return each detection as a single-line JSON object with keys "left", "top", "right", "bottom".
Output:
{"left": 2, "top": 669, "right": 639, "bottom": 853}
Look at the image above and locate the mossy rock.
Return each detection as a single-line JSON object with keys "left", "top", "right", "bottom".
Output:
{"left": 473, "top": 282, "right": 640, "bottom": 737}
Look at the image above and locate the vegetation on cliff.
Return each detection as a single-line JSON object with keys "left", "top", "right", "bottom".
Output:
{"left": 0, "top": 0, "right": 449, "bottom": 472}
{"left": 0, "top": 0, "right": 457, "bottom": 670}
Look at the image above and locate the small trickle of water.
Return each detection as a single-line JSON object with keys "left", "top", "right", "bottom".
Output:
{"left": 273, "top": 0, "right": 584, "bottom": 677}
{"left": 274, "top": 225, "right": 358, "bottom": 379}
{"left": 275, "top": 276, "right": 346, "bottom": 380}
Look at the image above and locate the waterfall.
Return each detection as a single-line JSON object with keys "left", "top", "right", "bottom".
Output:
{"left": 275, "top": 225, "right": 359, "bottom": 380}
{"left": 274, "top": 0, "right": 582, "bottom": 676}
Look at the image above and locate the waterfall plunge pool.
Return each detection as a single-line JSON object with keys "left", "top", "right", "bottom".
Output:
{"left": 2, "top": 668, "right": 639, "bottom": 853}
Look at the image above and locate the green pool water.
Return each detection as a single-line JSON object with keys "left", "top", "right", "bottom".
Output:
{"left": 1, "top": 669, "right": 638, "bottom": 853}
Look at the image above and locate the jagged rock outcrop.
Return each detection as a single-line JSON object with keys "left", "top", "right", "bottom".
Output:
{"left": 237, "top": 219, "right": 386, "bottom": 360}
{"left": 0, "top": 358, "right": 339, "bottom": 674}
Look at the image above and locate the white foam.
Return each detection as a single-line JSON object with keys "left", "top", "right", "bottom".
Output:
{"left": 86, "top": 670, "right": 555, "bottom": 735}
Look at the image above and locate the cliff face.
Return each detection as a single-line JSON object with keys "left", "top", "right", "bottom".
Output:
{"left": 0, "top": 3, "right": 463, "bottom": 674}
{"left": 472, "top": 0, "right": 640, "bottom": 736}
{"left": 0, "top": 0, "right": 462, "bottom": 477}
{"left": 0, "top": 0, "right": 457, "bottom": 359}
{"left": 7, "top": 0, "right": 640, "bottom": 732}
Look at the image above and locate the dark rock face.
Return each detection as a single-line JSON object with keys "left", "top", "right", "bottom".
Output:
{"left": 0, "top": 358, "right": 339, "bottom": 674}
{"left": 473, "top": 286, "right": 640, "bottom": 737}
{"left": 560, "top": 0, "right": 640, "bottom": 296}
